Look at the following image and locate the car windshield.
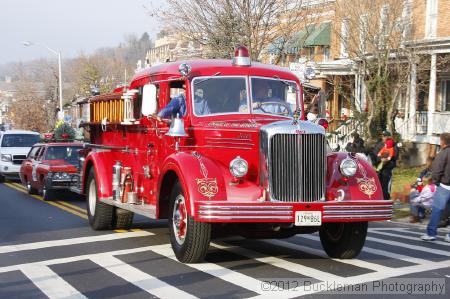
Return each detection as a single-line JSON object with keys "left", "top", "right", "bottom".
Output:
{"left": 191, "top": 76, "right": 299, "bottom": 117}
{"left": 44, "top": 146, "right": 82, "bottom": 165}
{"left": 250, "top": 77, "right": 298, "bottom": 117}
{"left": 1, "top": 134, "right": 40, "bottom": 147}
{"left": 192, "top": 77, "right": 248, "bottom": 116}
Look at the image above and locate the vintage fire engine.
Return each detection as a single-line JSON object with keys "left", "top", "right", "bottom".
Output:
{"left": 76, "top": 46, "right": 392, "bottom": 263}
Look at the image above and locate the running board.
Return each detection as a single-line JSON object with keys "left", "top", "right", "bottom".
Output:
{"left": 101, "top": 197, "right": 157, "bottom": 219}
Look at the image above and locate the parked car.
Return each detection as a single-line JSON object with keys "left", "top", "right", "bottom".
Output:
{"left": 0, "top": 130, "right": 41, "bottom": 182}
{"left": 20, "top": 142, "right": 84, "bottom": 200}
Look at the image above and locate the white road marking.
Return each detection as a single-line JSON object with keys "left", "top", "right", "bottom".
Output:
{"left": 149, "top": 244, "right": 298, "bottom": 298}
{"left": 212, "top": 241, "right": 343, "bottom": 280}
{"left": 299, "top": 234, "right": 431, "bottom": 265}
{"left": 91, "top": 254, "right": 198, "bottom": 299}
{"left": 21, "top": 264, "right": 86, "bottom": 299}
{"left": 365, "top": 236, "right": 450, "bottom": 257}
{"left": 0, "top": 231, "right": 154, "bottom": 254}
{"left": 370, "top": 230, "right": 450, "bottom": 246}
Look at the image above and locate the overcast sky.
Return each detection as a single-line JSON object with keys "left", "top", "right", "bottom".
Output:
{"left": 0, "top": 0, "right": 163, "bottom": 65}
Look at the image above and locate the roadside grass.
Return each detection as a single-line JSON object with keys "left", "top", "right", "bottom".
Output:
{"left": 391, "top": 165, "right": 423, "bottom": 195}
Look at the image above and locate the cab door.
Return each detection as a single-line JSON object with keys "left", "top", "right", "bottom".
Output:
{"left": 31, "top": 146, "right": 46, "bottom": 188}
{"left": 21, "top": 146, "right": 41, "bottom": 185}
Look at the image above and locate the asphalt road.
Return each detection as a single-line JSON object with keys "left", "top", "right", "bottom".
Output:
{"left": 1, "top": 180, "right": 450, "bottom": 299}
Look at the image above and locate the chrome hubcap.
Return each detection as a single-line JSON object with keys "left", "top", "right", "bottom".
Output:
{"left": 172, "top": 195, "right": 187, "bottom": 245}
{"left": 88, "top": 180, "right": 96, "bottom": 216}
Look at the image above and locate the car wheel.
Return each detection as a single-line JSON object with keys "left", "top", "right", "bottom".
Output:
{"left": 113, "top": 208, "right": 134, "bottom": 230}
{"left": 0, "top": 174, "right": 5, "bottom": 183}
{"left": 319, "top": 222, "right": 368, "bottom": 259}
{"left": 26, "top": 181, "right": 38, "bottom": 195}
{"left": 86, "top": 168, "right": 113, "bottom": 230}
{"left": 168, "top": 180, "right": 211, "bottom": 263}
{"left": 42, "top": 185, "right": 55, "bottom": 201}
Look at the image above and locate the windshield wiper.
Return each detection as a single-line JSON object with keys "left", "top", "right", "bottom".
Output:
{"left": 194, "top": 72, "right": 221, "bottom": 85}
{"left": 272, "top": 75, "right": 298, "bottom": 92}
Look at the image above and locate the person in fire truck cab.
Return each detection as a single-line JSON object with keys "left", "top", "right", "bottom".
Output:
{"left": 157, "top": 88, "right": 210, "bottom": 119}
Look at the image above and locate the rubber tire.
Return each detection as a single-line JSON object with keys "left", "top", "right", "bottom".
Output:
{"left": 319, "top": 222, "right": 368, "bottom": 259}
{"left": 42, "top": 185, "right": 55, "bottom": 201}
{"left": 168, "top": 181, "right": 211, "bottom": 263}
{"left": 86, "top": 168, "right": 114, "bottom": 230}
{"left": 0, "top": 174, "right": 5, "bottom": 183}
{"left": 113, "top": 208, "right": 134, "bottom": 230}
{"left": 26, "top": 181, "right": 38, "bottom": 195}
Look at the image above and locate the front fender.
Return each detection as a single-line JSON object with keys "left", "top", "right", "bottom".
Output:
{"left": 160, "top": 151, "right": 227, "bottom": 216}
{"left": 326, "top": 152, "right": 383, "bottom": 201}
{"left": 82, "top": 151, "right": 116, "bottom": 198}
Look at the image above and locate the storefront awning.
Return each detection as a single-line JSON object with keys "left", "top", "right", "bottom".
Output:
{"left": 266, "top": 25, "right": 315, "bottom": 55}
{"left": 304, "top": 22, "right": 331, "bottom": 47}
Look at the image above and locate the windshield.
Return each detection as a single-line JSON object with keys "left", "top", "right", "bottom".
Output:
{"left": 191, "top": 76, "right": 298, "bottom": 117}
{"left": 1, "top": 134, "right": 40, "bottom": 147}
{"left": 250, "top": 77, "right": 298, "bottom": 117}
{"left": 44, "top": 146, "right": 82, "bottom": 165}
{"left": 192, "top": 77, "right": 248, "bottom": 116}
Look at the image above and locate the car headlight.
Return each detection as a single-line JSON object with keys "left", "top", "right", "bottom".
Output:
{"left": 1, "top": 154, "right": 12, "bottom": 162}
{"left": 229, "top": 156, "right": 248, "bottom": 178}
{"left": 340, "top": 158, "right": 358, "bottom": 177}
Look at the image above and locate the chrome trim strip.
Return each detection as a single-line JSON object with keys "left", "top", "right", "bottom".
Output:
{"left": 198, "top": 215, "right": 293, "bottom": 220}
{"left": 198, "top": 205, "right": 293, "bottom": 210}
{"left": 323, "top": 214, "right": 392, "bottom": 219}
{"left": 324, "top": 200, "right": 393, "bottom": 204}
{"left": 198, "top": 210, "right": 293, "bottom": 215}
{"left": 324, "top": 205, "right": 393, "bottom": 209}
{"left": 323, "top": 209, "right": 392, "bottom": 214}
{"left": 101, "top": 198, "right": 156, "bottom": 218}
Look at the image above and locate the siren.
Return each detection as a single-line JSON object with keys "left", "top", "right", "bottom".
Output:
{"left": 232, "top": 46, "right": 251, "bottom": 66}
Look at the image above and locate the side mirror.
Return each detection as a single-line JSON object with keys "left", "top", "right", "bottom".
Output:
{"left": 141, "top": 84, "right": 158, "bottom": 116}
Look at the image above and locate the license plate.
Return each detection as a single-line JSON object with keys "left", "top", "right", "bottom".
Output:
{"left": 295, "top": 211, "right": 322, "bottom": 226}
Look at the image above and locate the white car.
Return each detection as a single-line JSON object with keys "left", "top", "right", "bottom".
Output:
{"left": 0, "top": 130, "right": 41, "bottom": 182}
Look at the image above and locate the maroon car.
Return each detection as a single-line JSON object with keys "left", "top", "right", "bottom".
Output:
{"left": 20, "top": 142, "right": 84, "bottom": 200}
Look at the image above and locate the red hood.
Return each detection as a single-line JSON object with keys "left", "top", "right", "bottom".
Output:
{"left": 43, "top": 160, "right": 78, "bottom": 173}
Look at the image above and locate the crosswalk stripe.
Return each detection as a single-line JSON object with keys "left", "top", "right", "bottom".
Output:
{"left": 91, "top": 254, "right": 198, "bottom": 299}
{"left": 212, "top": 241, "right": 343, "bottom": 280}
{"left": 149, "top": 244, "right": 296, "bottom": 298}
{"left": 263, "top": 238, "right": 392, "bottom": 273}
{"left": 0, "top": 231, "right": 153, "bottom": 254}
{"left": 21, "top": 264, "right": 87, "bottom": 299}
{"left": 299, "top": 235, "right": 431, "bottom": 265}
{"left": 371, "top": 230, "right": 450, "bottom": 246}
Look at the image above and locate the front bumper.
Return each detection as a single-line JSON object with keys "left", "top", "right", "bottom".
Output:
{"left": 46, "top": 176, "right": 78, "bottom": 190}
{"left": 195, "top": 200, "right": 393, "bottom": 223}
{"left": 0, "top": 162, "right": 21, "bottom": 177}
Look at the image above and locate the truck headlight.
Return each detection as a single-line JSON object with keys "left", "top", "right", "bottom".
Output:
{"left": 340, "top": 158, "right": 357, "bottom": 177}
{"left": 229, "top": 156, "right": 248, "bottom": 178}
{"left": 1, "top": 154, "right": 12, "bottom": 162}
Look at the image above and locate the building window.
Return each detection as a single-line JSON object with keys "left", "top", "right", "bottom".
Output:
{"left": 425, "top": 0, "right": 438, "bottom": 38}
{"left": 340, "top": 18, "right": 349, "bottom": 58}
{"left": 323, "top": 47, "right": 330, "bottom": 61}
{"left": 401, "top": 0, "right": 413, "bottom": 44}
{"left": 442, "top": 80, "right": 450, "bottom": 111}
{"left": 359, "top": 14, "right": 368, "bottom": 53}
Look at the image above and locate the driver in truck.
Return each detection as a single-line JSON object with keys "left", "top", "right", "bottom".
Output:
{"left": 240, "top": 79, "right": 285, "bottom": 114}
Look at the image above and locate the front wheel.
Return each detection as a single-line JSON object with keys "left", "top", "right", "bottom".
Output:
{"left": 86, "top": 168, "right": 113, "bottom": 230}
{"left": 168, "top": 181, "right": 211, "bottom": 263}
{"left": 42, "top": 184, "right": 55, "bottom": 201}
{"left": 26, "top": 180, "right": 38, "bottom": 195}
{"left": 319, "top": 222, "right": 368, "bottom": 259}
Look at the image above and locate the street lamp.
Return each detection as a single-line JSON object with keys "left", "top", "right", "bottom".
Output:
{"left": 23, "top": 41, "right": 64, "bottom": 120}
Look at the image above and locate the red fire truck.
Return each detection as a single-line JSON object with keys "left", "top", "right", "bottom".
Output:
{"left": 76, "top": 46, "right": 392, "bottom": 263}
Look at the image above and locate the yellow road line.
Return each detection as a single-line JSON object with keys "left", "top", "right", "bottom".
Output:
{"left": 56, "top": 201, "right": 87, "bottom": 213}
{"left": 4, "top": 182, "right": 88, "bottom": 220}
{"left": 10, "top": 182, "right": 87, "bottom": 214}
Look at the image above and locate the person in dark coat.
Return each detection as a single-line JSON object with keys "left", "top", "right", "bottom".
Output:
{"left": 375, "top": 131, "right": 398, "bottom": 200}
{"left": 345, "top": 132, "right": 365, "bottom": 153}
{"left": 421, "top": 133, "right": 450, "bottom": 242}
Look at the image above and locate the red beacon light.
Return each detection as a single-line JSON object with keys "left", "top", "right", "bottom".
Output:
{"left": 232, "top": 46, "right": 251, "bottom": 66}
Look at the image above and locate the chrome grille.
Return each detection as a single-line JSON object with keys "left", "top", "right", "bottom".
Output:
{"left": 269, "top": 134, "right": 326, "bottom": 202}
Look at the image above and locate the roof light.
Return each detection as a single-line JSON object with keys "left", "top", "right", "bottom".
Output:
{"left": 232, "top": 46, "right": 251, "bottom": 66}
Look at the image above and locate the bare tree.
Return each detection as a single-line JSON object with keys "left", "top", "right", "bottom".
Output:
{"left": 153, "top": 0, "right": 312, "bottom": 60}
{"left": 333, "top": 0, "right": 412, "bottom": 140}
